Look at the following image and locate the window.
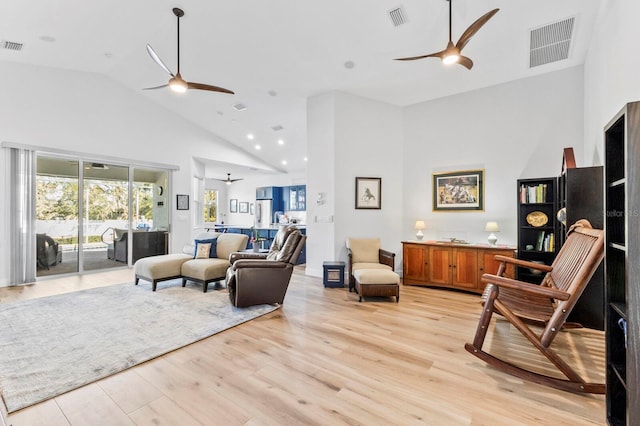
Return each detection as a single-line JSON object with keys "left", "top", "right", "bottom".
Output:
{"left": 203, "top": 189, "right": 218, "bottom": 223}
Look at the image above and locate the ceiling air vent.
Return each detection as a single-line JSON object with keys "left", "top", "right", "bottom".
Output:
{"left": 232, "top": 103, "right": 248, "bottom": 112}
{"left": 388, "top": 6, "right": 408, "bottom": 27}
{"left": 271, "top": 125, "right": 284, "bottom": 132}
{"left": 2, "top": 40, "right": 23, "bottom": 51}
{"left": 529, "top": 16, "right": 575, "bottom": 68}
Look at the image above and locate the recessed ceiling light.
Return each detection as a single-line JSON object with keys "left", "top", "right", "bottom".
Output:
{"left": 304, "top": 157, "right": 308, "bottom": 162}
{"left": 40, "top": 35, "right": 56, "bottom": 42}
{"left": 217, "top": 111, "right": 224, "bottom": 116}
{"left": 104, "top": 53, "right": 113, "bottom": 59}
{"left": 268, "top": 90, "right": 277, "bottom": 97}
{"left": 278, "top": 139, "right": 284, "bottom": 145}
{"left": 247, "top": 133, "right": 254, "bottom": 140}
{"left": 255, "top": 144, "right": 261, "bottom": 150}
{"left": 232, "top": 103, "right": 248, "bottom": 111}
{"left": 344, "top": 60, "right": 355, "bottom": 69}
{"left": 281, "top": 160, "right": 287, "bottom": 165}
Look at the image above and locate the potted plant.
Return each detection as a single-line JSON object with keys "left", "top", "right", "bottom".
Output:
{"left": 249, "top": 227, "right": 266, "bottom": 252}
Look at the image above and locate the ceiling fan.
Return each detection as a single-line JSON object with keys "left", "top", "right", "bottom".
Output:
{"left": 395, "top": 0, "right": 499, "bottom": 70}
{"left": 144, "top": 8, "right": 234, "bottom": 94}
{"left": 215, "top": 173, "right": 244, "bottom": 185}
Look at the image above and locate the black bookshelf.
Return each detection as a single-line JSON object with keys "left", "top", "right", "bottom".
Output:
{"left": 605, "top": 101, "right": 640, "bottom": 425}
{"left": 516, "top": 177, "right": 558, "bottom": 283}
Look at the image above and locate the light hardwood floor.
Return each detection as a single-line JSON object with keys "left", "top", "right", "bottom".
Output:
{"left": 1, "top": 267, "right": 606, "bottom": 425}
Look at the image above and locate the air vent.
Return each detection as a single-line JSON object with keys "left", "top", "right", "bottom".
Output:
{"left": 232, "top": 103, "right": 248, "bottom": 111}
{"left": 529, "top": 17, "right": 575, "bottom": 68}
{"left": 271, "top": 125, "right": 284, "bottom": 132}
{"left": 2, "top": 40, "right": 23, "bottom": 51}
{"left": 388, "top": 6, "right": 408, "bottom": 27}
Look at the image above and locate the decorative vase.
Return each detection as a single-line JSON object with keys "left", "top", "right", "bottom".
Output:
{"left": 253, "top": 243, "right": 260, "bottom": 253}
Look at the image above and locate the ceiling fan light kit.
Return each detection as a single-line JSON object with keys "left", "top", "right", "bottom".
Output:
{"left": 144, "top": 8, "right": 234, "bottom": 95}
{"left": 395, "top": 0, "right": 499, "bottom": 70}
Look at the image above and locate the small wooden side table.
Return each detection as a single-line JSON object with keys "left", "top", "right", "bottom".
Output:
{"left": 323, "top": 261, "right": 345, "bottom": 288}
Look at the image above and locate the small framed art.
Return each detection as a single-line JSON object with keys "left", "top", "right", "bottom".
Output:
{"left": 230, "top": 199, "right": 238, "bottom": 213}
{"left": 355, "top": 177, "right": 381, "bottom": 210}
{"left": 176, "top": 194, "right": 189, "bottom": 211}
{"left": 239, "top": 202, "right": 249, "bottom": 213}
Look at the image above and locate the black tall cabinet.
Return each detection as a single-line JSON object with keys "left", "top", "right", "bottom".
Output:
{"left": 558, "top": 166, "right": 605, "bottom": 330}
{"left": 604, "top": 101, "right": 640, "bottom": 425}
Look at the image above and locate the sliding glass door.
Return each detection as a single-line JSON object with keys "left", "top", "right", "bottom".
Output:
{"left": 82, "top": 162, "right": 129, "bottom": 271}
{"left": 36, "top": 155, "right": 170, "bottom": 277}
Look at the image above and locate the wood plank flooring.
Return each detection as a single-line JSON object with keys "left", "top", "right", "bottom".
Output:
{"left": 0, "top": 267, "right": 606, "bottom": 425}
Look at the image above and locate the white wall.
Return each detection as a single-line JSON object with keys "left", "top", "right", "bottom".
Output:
{"left": 403, "top": 67, "right": 585, "bottom": 258}
{"left": 584, "top": 0, "right": 640, "bottom": 165}
{"left": 306, "top": 91, "right": 403, "bottom": 277}
{"left": 0, "top": 61, "right": 276, "bottom": 285}
{"left": 306, "top": 93, "right": 337, "bottom": 277}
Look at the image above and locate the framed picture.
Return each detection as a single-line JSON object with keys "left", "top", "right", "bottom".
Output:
{"left": 239, "top": 201, "right": 249, "bottom": 213}
{"left": 176, "top": 194, "right": 189, "bottom": 211}
{"left": 250, "top": 203, "right": 254, "bottom": 215}
{"left": 432, "top": 169, "right": 484, "bottom": 211}
{"left": 355, "top": 177, "right": 382, "bottom": 209}
{"left": 230, "top": 199, "right": 238, "bottom": 213}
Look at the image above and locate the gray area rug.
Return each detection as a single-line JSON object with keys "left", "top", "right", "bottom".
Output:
{"left": 0, "top": 281, "right": 279, "bottom": 413}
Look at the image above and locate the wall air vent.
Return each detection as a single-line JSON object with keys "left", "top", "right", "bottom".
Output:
{"left": 388, "top": 6, "right": 408, "bottom": 27}
{"left": 2, "top": 40, "right": 23, "bottom": 51}
{"left": 529, "top": 16, "right": 575, "bottom": 68}
{"left": 271, "top": 125, "right": 284, "bottom": 132}
{"left": 232, "top": 103, "right": 248, "bottom": 111}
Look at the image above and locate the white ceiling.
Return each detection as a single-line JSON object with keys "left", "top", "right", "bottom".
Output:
{"left": 0, "top": 0, "right": 603, "bottom": 177}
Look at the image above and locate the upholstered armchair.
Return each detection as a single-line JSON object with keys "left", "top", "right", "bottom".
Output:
{"left": 225, "top": 226, "right": 306, "bottom": 307}
{"left": 347, "top": 238, "right": 395, "bottom": 292}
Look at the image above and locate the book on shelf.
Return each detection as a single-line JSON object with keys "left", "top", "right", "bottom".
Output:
{"left": 520, "top": 183, "right": 548, "bottom": 203}
{"left": 536, "top": 231, "right": 545, "bottom": 251}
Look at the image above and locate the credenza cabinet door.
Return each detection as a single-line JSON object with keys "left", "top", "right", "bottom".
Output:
{"left": 451, "top": 248, "right": 478, "bottom": 290}
{"left": 428, "top": 245, "right": 452, "bottom": 286}
{"left": 403, "top": 244, "right": 429, "bottom": 283}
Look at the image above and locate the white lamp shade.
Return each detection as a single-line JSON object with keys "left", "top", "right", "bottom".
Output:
{"left": 484, "top": 221, "right": 500, "bottom": 232}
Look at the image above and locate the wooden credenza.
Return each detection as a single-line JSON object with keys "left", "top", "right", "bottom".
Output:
{"left": 402, "top": 241, "right": 516, "bottom": 294}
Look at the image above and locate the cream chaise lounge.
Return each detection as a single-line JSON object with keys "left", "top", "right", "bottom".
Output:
{"left": 134, "top": 231, "right": 248, "bottom": 292}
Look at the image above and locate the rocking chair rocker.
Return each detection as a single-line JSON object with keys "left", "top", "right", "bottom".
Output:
{"left": 465, "top": 219, "right": 605, "bottom": 393}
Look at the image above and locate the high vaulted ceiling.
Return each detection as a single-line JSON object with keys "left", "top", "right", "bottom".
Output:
{"left": 0, "top": 1, "right": 603, "bottom": 176}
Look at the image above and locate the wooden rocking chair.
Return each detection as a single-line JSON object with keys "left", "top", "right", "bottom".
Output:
{"left": 465, "top": 219, "right": 605, "bottom": 393}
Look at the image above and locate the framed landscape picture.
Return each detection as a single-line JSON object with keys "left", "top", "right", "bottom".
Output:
{"left": 355, "top": 177, "right": 381, "bottom": 209}
{"left": 432, "top": 169, "right": 484, "bottom": 211}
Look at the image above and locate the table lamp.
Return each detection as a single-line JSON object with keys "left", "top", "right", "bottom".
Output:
{"left": 485, "top": 221, "right": 500, "bottom": 246}
{"left": 415, "top": 220, "right": 426, "bottom": 240}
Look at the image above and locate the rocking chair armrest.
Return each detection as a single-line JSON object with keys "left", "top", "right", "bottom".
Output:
{"left": 481, "top": 274, "right": 571, "bottom": 301}
{"left": 493, "top": 255, "right": 554, "bottom": 273}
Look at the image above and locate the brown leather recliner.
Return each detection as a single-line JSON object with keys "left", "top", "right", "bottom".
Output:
{"left": 225, "top": 226, "right": 306, "bottom": 307}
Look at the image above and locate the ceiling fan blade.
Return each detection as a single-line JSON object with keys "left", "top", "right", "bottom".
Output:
{"left": 229, "top": 178, "right": 244, "bottom": 182}
{"left": 395, "top": 49, "right": 446, "bottom": 61}
{"left": 187, "top": 81, "right": 235, "bottom": 95}
{"left": 142, "top": 84, "right": 169, "bottom": 90}
{"left": 457, "top": 55, "right": 474, "bottom": 70}
{"left": 146, "top": 44, "right": 175, "bottom": 77}
{"left": 455, "top": 8, "right": 499, "bottom": 52}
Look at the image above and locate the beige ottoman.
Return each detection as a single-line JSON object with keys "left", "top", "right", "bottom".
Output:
{"left": 353, "top": 269, "right": 400, "bottom": 303}
{"left": 134, "top": 254, "right": 192, "bottom": 291}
